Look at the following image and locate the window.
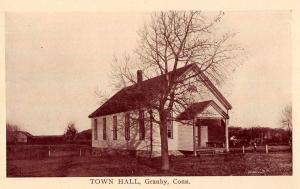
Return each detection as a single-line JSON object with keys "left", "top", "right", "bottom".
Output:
{"left": 94, "top": 119, "right": 98, "bottom": 140}
{"left": 113, "top": 116, "right": 117, "bottom": 140}
{"left": 167, "top": 113, "right": 173, "bottom": 139}
{"left": 167, "top": 121, "right": 173, "bottom": 139}
{"left": 139, "top": 110, "right": 145, "bottom": 140}
{"left": 103, "top": 117, "right": 107, "bottom": 140}
{"left": 125, "top": 113, "right": 130, "bottom": 140}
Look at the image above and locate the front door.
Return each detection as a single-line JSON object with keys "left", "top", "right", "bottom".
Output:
{"left": 198, "top": 126, "right": 208, "bottom": 147}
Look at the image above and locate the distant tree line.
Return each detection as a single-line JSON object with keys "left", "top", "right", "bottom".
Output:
{"left": 6, "top": 123, "right": 20, "bottom": 144}
{"left": 229, "top": 126, "right": 291, "bottom": 147}
{"left": 6, "top": 122, "right": 91, "bottom": 145}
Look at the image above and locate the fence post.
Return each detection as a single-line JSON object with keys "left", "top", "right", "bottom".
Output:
{"left": 48, "top": 146, "right": 51, "bottom": 158}
{"left": 265, "top": 144, "right": 268, "bottom": 154}
{"left": 242, "top": 146, "right": 245, "bottom": 153}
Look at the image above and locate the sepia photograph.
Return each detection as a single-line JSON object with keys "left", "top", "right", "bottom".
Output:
{"left": 5, "top": 10, "right": 292, "bottom": 177}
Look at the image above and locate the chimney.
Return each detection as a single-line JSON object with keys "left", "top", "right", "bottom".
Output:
{"left": 137, "top": 70, "right": 143, "bottom": 83}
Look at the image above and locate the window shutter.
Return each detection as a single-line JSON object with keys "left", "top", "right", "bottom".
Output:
{"left": 167, "top": 112, "right": 173, "bottom": 139}
{"left": 125, "top": 113, "right": 130, "bottom": 140}
{"left": 103, "top": 118, "right": 106, "bottom": 140}
{"left": 94, "top": 119, "right": 98, "bottom": 140}
{"left": 139, "top": 111, "right": 145, "bottom": 140}
{"left": 113, "top": 116, "right": 117, "bottom": 140}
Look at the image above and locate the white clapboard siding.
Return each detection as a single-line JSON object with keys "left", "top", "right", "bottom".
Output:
{"left": 92, "top": 111, "right": 179, "bottom": 152}
{"left": 92, "top": 111, "right": 152, "bottom": 151}
{"left": 177, "top": 122, "right": 193, "bottom": 151}
{"left": 195, "top": 83, "right": 227, "bottom": 112}
{"left": 168, "top": 123, "right": 178, "bottom": 150}
{"left": 151, "top": 123, "right": 162, "bottom": 152}
{"left": 151, "top": 122, "right": 178, "bottom": 151}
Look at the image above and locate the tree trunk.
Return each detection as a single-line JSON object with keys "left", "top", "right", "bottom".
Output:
{"left": 159, "top": 110, "right": 170, "bottom": 171}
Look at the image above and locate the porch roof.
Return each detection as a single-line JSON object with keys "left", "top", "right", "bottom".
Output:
{"left": 176, "top": 100, "right": 229, "bottom": 120}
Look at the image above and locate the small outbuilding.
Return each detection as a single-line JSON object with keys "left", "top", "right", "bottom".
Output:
{"left": 15, "top": 131, "right": 32, "bottom": 143}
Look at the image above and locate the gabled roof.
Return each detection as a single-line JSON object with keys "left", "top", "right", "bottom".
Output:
{"left": 190, "top": 65, "right": 232, "bottom": 110}
{"left": 176, "top": 100, "right": 229, "bottom": 120}
{"left": 89, "top": 64, "right": 231, "bottom": 118}
{"left": 15, "top": 131, "right": 33, "bottom": 137}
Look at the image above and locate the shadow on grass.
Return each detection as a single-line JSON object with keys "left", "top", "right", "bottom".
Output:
{"left": 7, "top": 152, "right": 292, "bottom": 177}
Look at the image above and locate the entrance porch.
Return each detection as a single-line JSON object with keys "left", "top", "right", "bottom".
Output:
{"left": 176, "top": 100, "right": 230, "bottom": 155}
{"left": 193, "top": 118, "right": 227, "bottom": 155}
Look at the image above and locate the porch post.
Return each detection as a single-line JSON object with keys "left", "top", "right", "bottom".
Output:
{"left": 193, "top": 118, "right": 197, "bottom": 157}
{"left": 225, "top": 114, "right": 229, "bottom": 152}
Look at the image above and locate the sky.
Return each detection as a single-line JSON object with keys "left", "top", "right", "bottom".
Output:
{"left": 5, "top": 11, "right": 291, "bottom": 135}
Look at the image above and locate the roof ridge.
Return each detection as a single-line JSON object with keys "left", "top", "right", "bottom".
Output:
{"left": 88, "top": 63, "right": 233, "bottom": 118}
{"left": 123, "top": 63, "right": 196, "bottom": 89}
{"left": 176, "top": 100, "right": 229, "bottom": 120}
{"left": 88, "top": 64, "right": 197, "bottom": 118}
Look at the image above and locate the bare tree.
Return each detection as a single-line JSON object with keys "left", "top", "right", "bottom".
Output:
{"left": 108, "top": 11, "right": 242, "bottom": 171}
{"left": 281, "top": 104, "right": 292, "bottom": 147}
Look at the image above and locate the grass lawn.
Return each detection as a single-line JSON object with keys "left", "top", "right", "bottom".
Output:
{"left": 7, "top": 152, "right": 292, "bottom": 177}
